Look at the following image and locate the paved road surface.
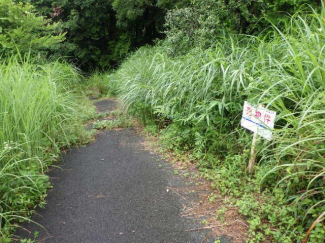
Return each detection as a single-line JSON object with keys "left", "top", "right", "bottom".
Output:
{"left": 14, "top": 99, "right": 231, "bottom": 243}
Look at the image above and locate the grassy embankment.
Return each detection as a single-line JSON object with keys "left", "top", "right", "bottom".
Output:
{"left": 97, "top": 9, "right": 325, "bottom": 243}
{"left": 0, "top": 57, "right": 93, "bottom": 242}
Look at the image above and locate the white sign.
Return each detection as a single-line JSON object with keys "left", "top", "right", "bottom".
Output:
{"left": 241, "top": 101, "right": 276, "bottom": 141}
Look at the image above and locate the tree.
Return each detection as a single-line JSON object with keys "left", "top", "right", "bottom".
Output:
{"left": 0, "top": 0, "right": 64, "bottom": 58}
{"left": 25, "top": 0, "right": 183, "bottom": 70}
{"left": 163, "top": 0, "right": 322, "bottom": 55}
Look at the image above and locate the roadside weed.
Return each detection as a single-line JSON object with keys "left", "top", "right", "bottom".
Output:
{"left": 105, "top": 8, "right": 325, "bottom": 242}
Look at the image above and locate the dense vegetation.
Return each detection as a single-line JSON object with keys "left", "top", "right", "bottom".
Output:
{"left": 102, "top": 3, "right": 325, "bottom": 243}
{"left": 1, "top": 0, "right": 324, "bottom": 242}
{"left": 0, "top": 57, "right": 92, "bottom": 241}
{"left": 0, "top": 0, "right": 64, "bottom": 58}
{"left": 0, "top": 1, "right": 92, "bottom": 241}
{"left": 24, "top": 0, "right": 181, "bottom": 69}
{"left": 23, "top": 0, "right": 322, "bottom": 70}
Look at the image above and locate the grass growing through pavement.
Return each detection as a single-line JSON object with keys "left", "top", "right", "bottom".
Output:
{"left": 0, "top": 57, "right": 90, "bottom": 241}
{"left": 92, "top": 110, "right": 134, "bottom": 130}
{"left": 98, "top": 8, "right": 325, "bottom": 243}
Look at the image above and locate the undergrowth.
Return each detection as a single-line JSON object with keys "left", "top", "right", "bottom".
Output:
{"left": 0, "top": 57, "right": 91, "bottom": 241}
{"left": 92, "top": 111, "right": 134, "bottom": 130}
{"left": 97, "top": 7, "right": 325, "bottom": 243}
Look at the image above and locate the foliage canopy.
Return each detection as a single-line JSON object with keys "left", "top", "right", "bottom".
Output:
{"left": 17, "top": 0, "right": 321, "bottom": 70}
{"left": 0, "top": 0, "right": 64, "bottom": 58}
{"left": 25, "top": 0, "right": 181, "bottom": 69}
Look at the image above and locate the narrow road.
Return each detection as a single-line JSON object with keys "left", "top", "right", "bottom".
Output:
{"left": 14, "top": 99, "right": 220, "bottom": 243}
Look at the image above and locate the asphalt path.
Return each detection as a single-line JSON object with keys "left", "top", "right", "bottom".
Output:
{"left": 14, "top": 99, "right": 231, "bottom": 243}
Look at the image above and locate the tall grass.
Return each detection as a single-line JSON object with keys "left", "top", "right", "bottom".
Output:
{"left": 107, "top": 8, "right": 325, "bottom": 242}
{"left": 0, "top": 57, "right": 85, "bottom": 240}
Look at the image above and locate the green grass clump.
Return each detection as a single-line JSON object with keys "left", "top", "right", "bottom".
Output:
{"left": 106, "top": 7, "right": 325, "bottom": 243}
{"left": 92, "top": 115, "right": 133, "bottom": 130}
{"left": 0, "top": 57, "right": 87, "bottom": 241}
{"left": 85, "top": 72, "right": 118, "bottom": 98}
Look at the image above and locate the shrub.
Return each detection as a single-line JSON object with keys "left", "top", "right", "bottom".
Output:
{"left": 163, "top": 0, "right": 321, "bottom": 55}
{"left": 0, "top": 0, "right": 64, "bottom": 58}
{"left": 108, "top": 7, "right": 325, "bottom": 242}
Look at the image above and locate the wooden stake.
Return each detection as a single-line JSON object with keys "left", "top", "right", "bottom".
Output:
{"left": 248, "top": 132, "right": 258, "bottom": 174}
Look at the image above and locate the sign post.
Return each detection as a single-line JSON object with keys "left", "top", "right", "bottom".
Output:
{"left": 248, "top": 132, "right": 258, "bottom": 174}
{"left": 241, "top": 101, "right": 276, "bottom": 174}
